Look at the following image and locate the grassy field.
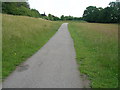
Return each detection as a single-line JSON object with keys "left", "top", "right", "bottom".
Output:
{"left": 2, "top": 14, "right": 62, "bottom": 80}
{"left": 68, "top": 22, "right": 118, "bottom": 88}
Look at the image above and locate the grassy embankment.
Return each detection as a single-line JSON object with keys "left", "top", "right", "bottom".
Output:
{"left": 2, "top": 14, "right": 62, "bottom": 80}
{"left": 68, "top": 22, "right": 118, "bottom": 88}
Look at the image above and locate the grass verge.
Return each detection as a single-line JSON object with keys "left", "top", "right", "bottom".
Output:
{"left": 2, "top": 14, "right": 62, "bottom": 80}
{"left": 68, "top": 22, "right": 118, "bottom": 88}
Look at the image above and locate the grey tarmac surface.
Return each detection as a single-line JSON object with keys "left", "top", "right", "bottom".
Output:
{"left": 3, "top": 23, "right": 88, "bottom": 88}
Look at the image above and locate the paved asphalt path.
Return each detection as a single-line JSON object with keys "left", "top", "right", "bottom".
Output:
{"left": 3, "top": 23, "right": 85, "bottom": 88}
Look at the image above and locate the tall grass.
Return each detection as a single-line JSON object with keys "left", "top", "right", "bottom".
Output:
{"left": 2, "top": 14, "right": 62, "bottom": 79}
{"left": 68, "top": 22, "right": 118, "bottom": 88}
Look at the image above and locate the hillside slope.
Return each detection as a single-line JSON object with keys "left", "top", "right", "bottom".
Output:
{"left": 2, "top": 14, "right": 62, "bottom": 79}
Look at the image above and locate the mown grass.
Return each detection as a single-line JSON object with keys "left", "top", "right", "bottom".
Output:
{"left": 2, "top": 14, "right": 62, "bottom": 80}
{"left": 68, "top": 22, "right": 118, "bottom": 88}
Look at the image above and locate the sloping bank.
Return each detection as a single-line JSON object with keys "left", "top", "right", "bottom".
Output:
{"left": 2, "top": 14, "right": 62, "bottom": 80}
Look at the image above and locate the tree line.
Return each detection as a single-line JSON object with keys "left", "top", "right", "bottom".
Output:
{"left": 2, "top": 2, "right": 41, "bottom": 18}
{"left": 2, "top": 1, "right": 120, "bottom": 23}
{"left": 46, "top": 14, "right": 82, "bottom": 21}
{"left": 2, "top": 2, "right": 83, "bottom": 21}
{"left": 83, "top": 1, "right": 120, "bottom": 23}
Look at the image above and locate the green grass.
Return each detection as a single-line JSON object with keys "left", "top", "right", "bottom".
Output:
{"left": 2, "top": 14, "right": 62, "bottom": 80}
{"left": 68, "top": 22, "right": 118, "bottom": 88}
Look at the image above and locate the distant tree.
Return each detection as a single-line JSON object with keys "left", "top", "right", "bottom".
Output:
{"left": 2, "top": 2, "right": 17, "bottom": 14}
{"left": 2, "top": 2, "right": 41, "bottom": 18}
{"left": 48, "top": 14, "right": 54, "bottom": 20}
{"left": 100, "top": 7, "right": 114, "bottom": 23}
{"left": 15, "top": 6, "right": 31, "bottom": 16}
{"left": 83, "top": 6, "right": 100, "bottom": 22}
{"left": 109, "top": 1, "right": 120, "bottom": 23}
{"left": 31, "top": 9, "right": 41, "bottom": 18}
{"left": 53, "top": 16, "right": 60, "bottom": 21}
{"left": 60, "top": 15, "right": 82, "bottom": 21}
{"left": 2, "top": 2, "right": 30, "bottom": 14}
{"left": 109, "top": 2, "right": 117, "bottom": 7}
{"left": 42, "top": 16, "right": 48, "bottom": 20}
{"left": 73, "top": 17, "right": 83, "bottom": 21}
{"left": 83, "top": 1, "right": 120, "bottom": 23}
{"left": 61, "top": 15, "right": 65, "bottom": 20}
{"left": 64, "top": 16, "right": 74, "bottom": 20}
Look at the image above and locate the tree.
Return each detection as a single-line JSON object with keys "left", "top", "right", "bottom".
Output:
{"left": 31, "top": 9, "right": 41, "bottom": 18}
{"left": 48, "top": 14, "right": 54, "bottom": 20}
{"left": 61, "top": 15, "right": 65, "bottom": 20}
{"left": 83, "top": 6, "right": 100, "bottom": 22}
{"left": 82, "top": 1, "right": 119, "bottom": 23}
{"left": 2, "top": 2, "right": 30, "bottom": 14}
{"left": 109, "top": 1, "right": 120, "bottom": 23}
{"left": 2, "top": 2, "right": 41, "bottom": 18}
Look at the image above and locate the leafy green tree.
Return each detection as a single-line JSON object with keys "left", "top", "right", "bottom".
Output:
{"left": 64, "top": 16, "right": 74, "bottom": 20}
{"left": 2, "top": 2, "right": 30, "bottom": 14}
{"left": 83, "top": 6, "right": 100, "bottom": 22}
{"left": 73, "top": 17, "right": 83, "bottom": 21}
{"left": 109, "top": 1, "right": 120, "bottom": 23}
{"left": 83, "top": 1, "right": 120, "bottom": 23}
{"left": 61, "top": 15, "right": 65, "bottom": 20}
{"left": 53, "top": 16, "right": 60, "bottom": 21}
{"left": 31, "top": 9, "right": 41, "bottom": 18}
{"left": 48, "top": 14, "right": 54, "bottom": 20}
{"left": 100, "top": 7, "right": 114, "bottom": 23}
{"left": 2, "top": 2, "right": 41, "bottom": 18}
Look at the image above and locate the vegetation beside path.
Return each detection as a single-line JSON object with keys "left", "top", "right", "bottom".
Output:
{"left": 68, "top": 22, "right": 118, "bottom": 88}
{"left": 2, "top": 14, "right": 118, "bottom": 88}
{"left": 2, "top": 14, "right": 62, "bottom": 80}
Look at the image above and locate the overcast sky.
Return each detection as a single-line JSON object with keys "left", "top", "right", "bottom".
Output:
{"left": 28, "top": 0, "right": 116, "bottom": 17}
